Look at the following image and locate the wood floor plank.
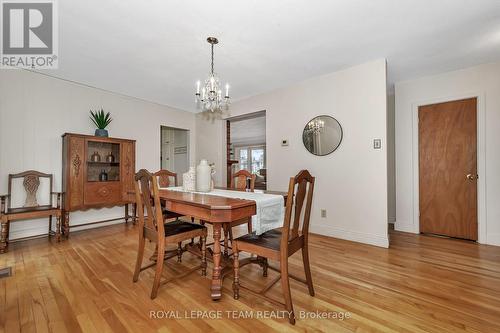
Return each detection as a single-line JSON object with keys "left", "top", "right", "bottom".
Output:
{"left": 1, "top": 224, "right": 499, "bottom": 333}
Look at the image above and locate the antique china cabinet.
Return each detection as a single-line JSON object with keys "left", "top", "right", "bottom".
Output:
{"left": 61, "top": 133, "right": 136, "bottom": 235}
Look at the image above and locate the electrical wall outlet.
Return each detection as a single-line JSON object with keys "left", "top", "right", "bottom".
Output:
{"left": 373, "top": 139, "right": 381, "bottom": 149}
{"left": 321, "top": 209, "right": 327, "bottom": 218}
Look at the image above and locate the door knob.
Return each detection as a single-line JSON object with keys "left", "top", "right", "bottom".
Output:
{"left": 466, "top": 174, "right": 478, "bottom": 180}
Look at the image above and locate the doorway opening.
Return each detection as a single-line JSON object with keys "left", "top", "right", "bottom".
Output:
{"left": 226, "top": 111, "right": 266, "bottom": 189}
{"left": 418, "top": 98, "right": 478, "bottom": 241}
{"left": 160, "top": 126, "right": 190, "bottom": 184}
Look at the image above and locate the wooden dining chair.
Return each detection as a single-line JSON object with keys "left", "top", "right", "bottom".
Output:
{"left": 0, "top": 170, "right": 64, "bottom": 253}
{"left": 132, "top": 169, "right": 207, "bottom": 299}
{"left": 154, "top": 169, "right": 199, "bottom": 261}
{"left": 222, "top": 169, "right": 256, "bottom": 254}
{"left": 232, "top": 170, "right": 315, "bottom": 325}
{"left": 230, "top": 169, "right": 256, "bottom": 191}
{"left": 154, "top": 169, "right": 184, "bottom": 220}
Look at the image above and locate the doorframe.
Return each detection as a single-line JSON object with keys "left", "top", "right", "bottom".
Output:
{"left": 159, "top": 125, "right": 191, "bottom": 171}
{"left": 225, "top": 110, "right": 267, "bottom": 187}
{"left": 411, "top": 92, "right": 486, "bottom": 243}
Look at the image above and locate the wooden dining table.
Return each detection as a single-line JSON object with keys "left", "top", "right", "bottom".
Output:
{"left": 158, "top": 187, "right": 286, "bottom": 300}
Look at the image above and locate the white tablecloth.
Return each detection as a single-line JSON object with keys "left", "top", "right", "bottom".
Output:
{"left": 163, "top": 187, "right": 284, "bottom": 235}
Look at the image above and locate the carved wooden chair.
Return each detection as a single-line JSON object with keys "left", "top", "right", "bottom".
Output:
{"left": 224, "top": 169, "right": 256, "bottom": 253}
{"left": 153, "top": 169, "right": 196, "bottom": 262}
{"left": 230, "top": 169, "right": 256, "bottom": 191}
{"left": 0, "top": 170, "right": 63, "bottom": 253}
{"left": 132, "top": 169, "right": 207, "bottom": 299}
{"left": 232, "top": 170, "right": 315, "bottom": 325}
{"left": 154, "top": 169, "right": 185, "bottom": 221}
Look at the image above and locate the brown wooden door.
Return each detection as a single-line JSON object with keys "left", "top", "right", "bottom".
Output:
{"left": 419, "top": 98, "right": 478, "bottom": 240}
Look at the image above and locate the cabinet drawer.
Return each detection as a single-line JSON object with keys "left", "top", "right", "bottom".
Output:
{"left": 84, "top": 182, "right": 122, "bottom": 206}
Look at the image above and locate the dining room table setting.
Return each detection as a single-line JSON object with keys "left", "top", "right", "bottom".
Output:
{"left": 157, "top": 184, "right": 288, "bottom": 300}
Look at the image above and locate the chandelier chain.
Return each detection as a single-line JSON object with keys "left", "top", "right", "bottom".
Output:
{"left": 211, "top": 43, "right": 214, "bottom": 75}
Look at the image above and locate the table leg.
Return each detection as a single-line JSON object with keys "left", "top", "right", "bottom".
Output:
{"left": 64, "top": 212, "right": 70, "bottom": 238}
{"left": 133, "top": 203, "right": 137, "bottom": 225}
{"left": 0, "top": 219, "right": 8, "bottom": 253}
{"left": 56, "top": 214, "right": 61, "bottom": 242}
{"left": 124, "top": 204, "right": 129, "bottom": 223}
{"left": 211, "top": 223, "right": 223, "bottom": 300}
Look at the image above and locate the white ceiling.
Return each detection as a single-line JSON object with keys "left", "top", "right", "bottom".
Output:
{"left": 41, "top": 0, "right": 500, "bottom": 111}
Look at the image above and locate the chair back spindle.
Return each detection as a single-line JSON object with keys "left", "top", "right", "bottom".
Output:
{"left": 134, "top": 169, "right": 164, "bottom": 237}
{"left": 281, "top": 170, "right": 315, "bottom": 247}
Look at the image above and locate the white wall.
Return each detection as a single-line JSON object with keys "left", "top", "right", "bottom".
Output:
{"left": 195, "top": 114, "right": 226, "bottom": 186}
{"left": 395, "top": 61, "right": 500, "bottom": 246}
{"left": 0, "top": 69, "right": 196, "bottom": 240}
{"left": 197, "top": 59, "right": 389, "bottom": 247}
{"left": 387, "top": 94, "right": 396, "bottom": 223}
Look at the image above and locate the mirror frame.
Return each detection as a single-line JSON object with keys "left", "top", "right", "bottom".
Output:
{"left": 302, "top": 115, "right": 343, "bottom": 156}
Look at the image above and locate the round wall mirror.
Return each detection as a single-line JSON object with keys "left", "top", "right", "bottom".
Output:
{"left": 302, "top": 115, "right": 343, "bottom": 156}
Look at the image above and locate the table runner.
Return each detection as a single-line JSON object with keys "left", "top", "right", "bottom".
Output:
{"left": 162, "top": 187, "right": 285, "bottom": 235}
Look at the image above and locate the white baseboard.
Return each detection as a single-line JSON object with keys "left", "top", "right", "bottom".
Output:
{"left": 394, "top": 221, "right": 417, "bottom": 234}
{"left": 487, "top": 233, "right": 500, "bottom": 246}
{"left": 70, "top": 219, "right": 125, "bottom": 232}
{"left": 394, "top": 222, "right": 500, "bottom": 247}
{"left": 311, "top": 225, "right": 389, "bottom": 248}
{"left": 7, "top": 215, "right": 125, "bottom": 241}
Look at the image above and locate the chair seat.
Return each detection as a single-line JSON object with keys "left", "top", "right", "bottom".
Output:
{"left": 164, "top": 220, "right": 205, "bottom": 237}
{"left": 4, "top": 206, "right": 61, "bottom": 221}
{"left": 235, "top": 229, "right": 282, "bottom": 250}
{"left": 7, "top": 206, "right": 57, "bottom": 214}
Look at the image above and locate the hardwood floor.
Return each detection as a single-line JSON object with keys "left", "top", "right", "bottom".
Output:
{"left": 1, "top": 223, "right": 500, "bottom": 333}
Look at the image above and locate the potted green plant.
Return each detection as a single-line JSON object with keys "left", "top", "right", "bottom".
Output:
{"left": 90, "top": 109, "right": 112, "bottom": 137}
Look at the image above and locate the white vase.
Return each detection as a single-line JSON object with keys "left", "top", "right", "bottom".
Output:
{"left": 196, "top": 159, "right": 211, "bottom": 192}
{"left": 183, "top": 167, "right": 196, "bottom": 192}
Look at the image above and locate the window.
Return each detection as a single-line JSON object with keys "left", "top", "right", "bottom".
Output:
{"left": 250, "top": 148, "right": 265, "bottom": 173}
{"left": 236, "top": 145, "right": 265, "bottom": 173}
{"left": 238, "top": 149, "right": 248, "bottom": 170}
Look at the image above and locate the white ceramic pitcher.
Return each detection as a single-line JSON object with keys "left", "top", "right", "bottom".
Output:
{"left": 196, "top": 159, "right": 211, "bottom": 192}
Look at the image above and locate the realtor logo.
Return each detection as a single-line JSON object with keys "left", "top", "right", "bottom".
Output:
{"left": 1, "top": 0, "right": 58, "bottom": 69}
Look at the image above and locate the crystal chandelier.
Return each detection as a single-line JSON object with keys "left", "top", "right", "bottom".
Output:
{"left": 306, "top": 118, "right": 325, "bottom": 134}
{"left": 195, "top": 37, "right": 230, "bottom": 113}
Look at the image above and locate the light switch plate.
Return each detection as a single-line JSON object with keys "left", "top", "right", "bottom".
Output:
{"left": 373, "top": 139, "right": 381, "bottom": 149}
{"left": 281, "top": 139, "right": 289, "bottom": 146}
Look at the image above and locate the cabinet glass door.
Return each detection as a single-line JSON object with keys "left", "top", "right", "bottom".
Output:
{"left": 86, "top": 141, "right": 121, "bottom": 182}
